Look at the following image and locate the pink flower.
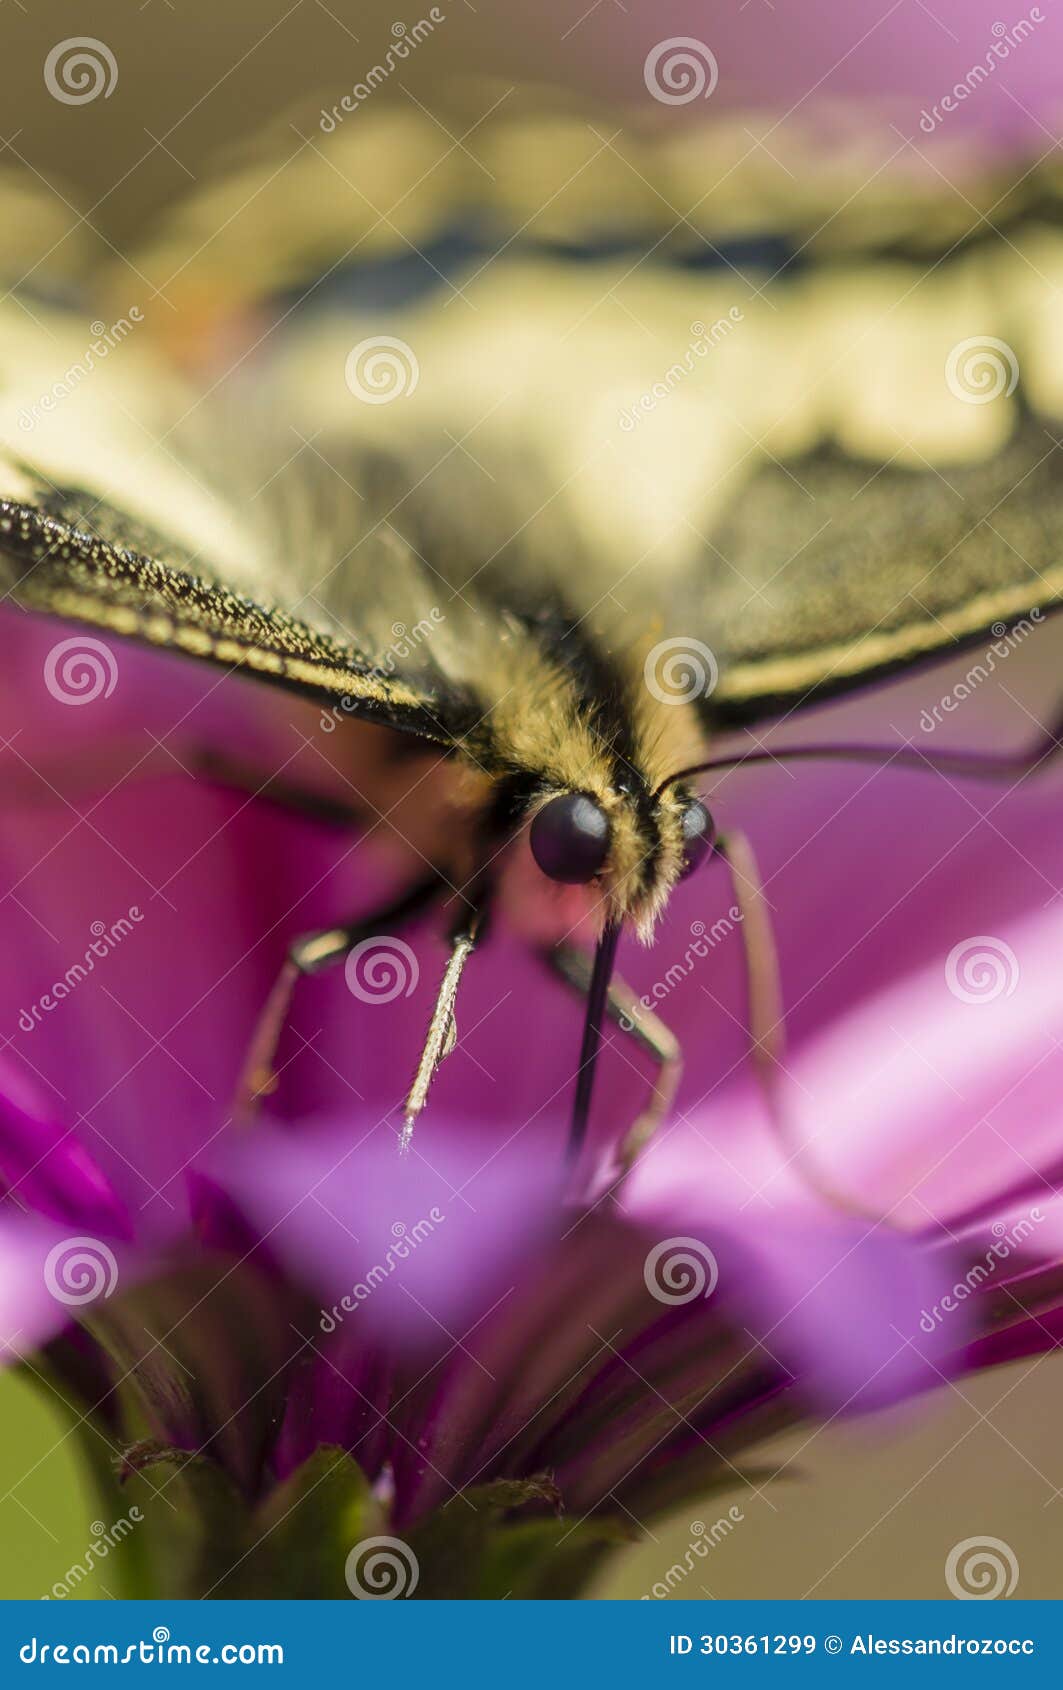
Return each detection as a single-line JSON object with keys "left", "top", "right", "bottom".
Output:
{"left": 0, "top": 608, "right": 1059, "bottom": 1593}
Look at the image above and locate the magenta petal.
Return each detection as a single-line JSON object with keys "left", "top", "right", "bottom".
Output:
{"left": 186, "top": 1168, "right": 268, "bottom": 1260}
{"left": 273, "top": 1326, "right": 395, "bottom": 1483}
{"left": 0, "top": 606, "right": 380, "bottom": 1204}
{"left": 630, "top": 1153, "right": 969, "bottom": 1411}
{"left": 0, "top": 1061, "right": 131, "bottom": 1238}
{"left": 726, "top": 1213, "right": 967, "bottom": 1410}
{"left": 753, "top": 897, "right": 1063, "bottom": 1228}
{"left": 208, "top": 1116, "right": 560, "bottom": 1351}
{"left": 0, "top": 1215, "right": 128, "bottom": 1358}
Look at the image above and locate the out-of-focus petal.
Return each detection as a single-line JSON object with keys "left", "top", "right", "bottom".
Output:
{"left": 208, "top": 1116, "right": 561, "bottom": 1351}
{"left": 0, "top": 1213, "right": 131, "bottom": 1359}
{"left": 627, "top": 1161, "right": 967, "bottom": 1414}
{"left": 780, "top": 901, "right": 1063, "bottom": 1229}
{"left": 0, "top": 607, "right": 402, "bottom": 1204}
{"left": 0, "top": 1057, "right": 131, "bottom": 1236}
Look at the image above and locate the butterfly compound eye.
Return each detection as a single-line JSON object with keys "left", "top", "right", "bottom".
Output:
{"left": 529, "top": 793, "right": 611, "bottom": 884}
{"left": 679, "top": 798, "right": 715, "bottom": 878}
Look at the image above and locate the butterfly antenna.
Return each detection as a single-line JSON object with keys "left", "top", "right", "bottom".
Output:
{"left": 653, "top": 707, "right": 1063, "bottom": 798}
{"left": 566, "top": 919, "right": 622, "bottom": 1171}
{"left": 400, "top": 903, "right": 483, "bottom": 1153}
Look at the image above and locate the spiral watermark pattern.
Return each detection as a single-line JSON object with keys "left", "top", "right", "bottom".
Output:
{"left": 644, "top": 37, "right": 718, "bottom": 105}
{"left": 43, "top": 1237, "right": 119, "bottom": 1307}
{"left": 344, "top": 336, "right": 420, "bottom": 404}
{"left": 344, "top": 1535, "right": 420, "bottom": 1598}
{"left": 44, "top": 637, "right": 118, "bottom": 706}
{"left": 918, "top": 10, "right": 1045, "bottom": 134}
{"left": 644, "top": 637, "right": 718, "bottom": 706}
{"left": 644, "top": 1237, "right": 719, "bottom": 1305}
{"left": 945, "top": 936, "right": 1019, "bottom": 1004}
{"left": 44, "top": 38, "right": 118, "bottom": 104}
{"left": 945, "top": 336, "right": 1018, "bottom": 404}
{"left": 344, "top": 936, "right": 419, "bottom": 1004}
{"left": 945, "top": 1536, "right": 1018, "bottom": 1599}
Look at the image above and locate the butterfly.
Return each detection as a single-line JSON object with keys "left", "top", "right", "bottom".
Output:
{"left": 3, "top": 188, "right": 1063, "bottom": 1172}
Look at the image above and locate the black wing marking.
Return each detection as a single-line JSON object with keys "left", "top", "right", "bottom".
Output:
{"left": 0, "top": 477, "right": 471, "bottom": 747}
{"left": 695, "top": 413, "right": 1063, "bottom": 726}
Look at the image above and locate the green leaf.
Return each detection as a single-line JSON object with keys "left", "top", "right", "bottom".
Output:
{"left": 405, "top": 1475, "right": 633, "bottom": 1599}
{"left": 235, "top": 1445, "right": 386, "bottom": 1599}
{"left": 113, "top": 1443, "right": 253, "bottom": 1598}
{"left": 58, "top": 1418, "right": 637, "bottom": 1599}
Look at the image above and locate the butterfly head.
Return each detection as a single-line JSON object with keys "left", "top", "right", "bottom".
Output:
{"left": 524, "top": 781, "right": 716, "bottom": 940}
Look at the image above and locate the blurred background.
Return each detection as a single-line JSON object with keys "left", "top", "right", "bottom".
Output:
{"left": 5, "top": 0, "right": 1056, "bottom": 226}
{"left": 2, "top": 0, "right": 1063, "bottom": 1601}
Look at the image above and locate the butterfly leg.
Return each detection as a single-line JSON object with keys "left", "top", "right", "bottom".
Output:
{"left": 400, "top": 895, "right": 487, "bottom": 1153}
{"left": 235, "top": 874, "right": 442, "bottom": 1118}
{"left": 0, "top": 739, "right": 364, "bottom": 827}
{"left": 550, "top": 836, "right": 782, "bottom": 1168}
{"left": 192, "top": 749, "right": 363, "bottom": 828}
{"left": 545, "top": 945, "right": 681, "bottom": 1171}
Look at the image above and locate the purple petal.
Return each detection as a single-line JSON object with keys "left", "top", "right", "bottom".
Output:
{"left": 208, "top": 1116, "right": 559, "bottom": 1351}
{"left": 0, "top": 1215, "right": 130, "bottom": 1359}
{"left": 0, "top": 1058, "right": 131, "bottom": 1236}
{"left": 0, "top": 607, "right": 390, "bottom": 1208}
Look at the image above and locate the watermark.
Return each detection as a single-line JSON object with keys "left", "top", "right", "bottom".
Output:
{"left": 43, "top": 636, "right": 119, "bottom": 706}
{"left": 44, "top": 37, "right": 118, "bottom": 104}
{"left": 618, "top": 312, "right": 744, "bottom": 430}
{"left": 945, "top": 1536, "right": 1019, "bottom": 1599}
{"left": 43, "top": 1237, "right": 119, "bottom": 1307}
{"left": 345, "top": 1535, "right": 419, "bottom": 1598}
{"left": 918, "top": 10, "right": 1045, "bottom": 133}
{"left": 17, "top": 908, "right": 145, "bottom": 1033}
{"left": 945, "top": 335, "right": 1019, "bottom": 404}
{"left": 619, "top": 914, "right": 742, "bottom": 1032}
{"left": 344, "top": 936, "right": 419, "bottom": 1003}
{"left": 644, "top": 637, "right": 719, "bottom": 706}
{"left": 644, "top": 38, "right": 719, "bottom": 105}
{"left": 945, "top": 935, "right": 1019, "bottom": 1004}
{"left": 919, "top": 1210, "right": 1044, "bottom": 1332}
{"left": 641, "top": 1507, "right": 745, "bottom": 1598}
{"left": 319, "top": 609, "right": 445, "bottom": 732}
{"left": 918, "top": 611, "right": 1043, "bottom": 732}
{"left": 43, "top": 1509, "right": 143, "bottom": 1599}
{"left": 644, "top": 1237, "right": 719, "bottom": 1305}
{"left": 320, "top": 1210, "right": 445, "bottom": 1330}
{"left": 320, "top": 13, "right": 445, "bottom": 129}
{"left": 344, "top": 335, "right": 420, "bottom": 404}
{"left": 17, "top": 309, "right": 143, "bottom": 432}
{"left": 20, "top": 1630, "right": 283, "bottom": 1666}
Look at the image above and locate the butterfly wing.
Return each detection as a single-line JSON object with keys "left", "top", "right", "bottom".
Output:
{"left": 10, "top": 168, "right": 1063, "bottom": 750}
{"left": 689, "top": 412, "right": 1063, "bottom": 726}
{"left": 0, "top": 467, "right": 460, "bottom": 745}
